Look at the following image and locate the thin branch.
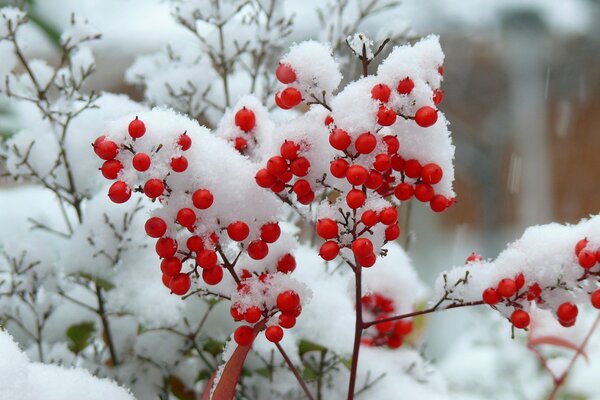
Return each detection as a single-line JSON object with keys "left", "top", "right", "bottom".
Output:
{"left": 275, "top": 342, "right": 316, "bottom": 400}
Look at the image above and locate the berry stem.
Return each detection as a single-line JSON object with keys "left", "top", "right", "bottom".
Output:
{"left": 275, "top": 342, "right": 316, "bottom": 400}
{"left": 347, "top": 256, "right": 364, "bottom": 400}
{"left": 95, "top": 283, "right": 119, "bottom": 366}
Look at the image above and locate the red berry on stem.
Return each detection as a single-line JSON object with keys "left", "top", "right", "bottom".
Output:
{"left": 203, "top": 265, "right": 223, "bottom": 285}
{"left": 144, "top": 179, "right": 164, "bottom": 199}
{"left": 394, "top": 183, "right": 414, "bottom": 201}
{"left": 465, "top": 252, "right": 483, "bottom": 264}
{"left": 265, "top": 325, "right": 284, "bottom": 343}
{"left": 145, "top": 217, "right": 167, "bottom": 238}
{"left": 414, "top": 183, "right": 434, "bottom": 202}
{"left": 390, "top": 155, "right": 405, "bottom": 171}
{"left": 379, "top": 207, "right": 398, "bottom": 225}
{"left": 511, "top": 309, "right": 530, "bottom": 329}
{"left": 128, "top": 117, "right": 145, "bottom": 139}
{"left": 276, "top": 63, "right": 296, "bottom": 84}
{"left": 397, "top": 77, "right": 414, "bottom": 94}
{"left": 197, "top": 249, "right": 217, "bottom": 269}
{"left": 497, "top": 279, "right": 517, "bottom": 298}
{"left": 297, "top": 190, "right": 315, "bottom": 205}
{"left": 156, "top": 237, "right": 178, "bottom": 258}
{"left": 277, "top": 254, "right": 296, "bottom": 273}
{"left": 575, "top": 238, "right": 588, "bottom": 255}
{"left": 227, "top": 221, "right": 250, "bottom": 241}
{"left": 346, "top": 189, "right": 366, "bottom": 209}
{"left": 415, "top": 106, "right": 438, "bottom": 127}
{"left": 267, "top": 156, "right": 288, "bottom": 177}
{"left": 438, "top": 65, "right": 444, "bottom": 75}
{"left": 373, "top": 154, "right": 391, "bottom": 172}
{"left": 421, "top": 163, "right": 443, "bottom": 185}
{"left": 324, "top": 115, "right": 334, "bottom": 126}
{"left": 404, "top": 159, "right": 422, "bottom": 178}
{"left": 280, "top": 140, "right": 299, "bottom": 160}
{"left": 330, "top": 159, "right": 349, "bottom": 178}
{"left": 170, "top": 156, "right": 188, "bottom": 172}
{"left": 346, "top": 165, "right": 369, "bottom": 186}
{"left": 169, "top": 273, "right": 191, "bottom": 295}
{"left": 244, "top": 306, "right": 262, "bottom": 323}
{"left": 108, "top": 181, "right": 131, "bottom": 203}
{"left": 578, "top": 250, "right": 596, "bottom": 269}
{"left": 316, "top": 218, "right": 338, "bottom": 239}
{"left": 385, "top": 224, "right": 400, "bottom": 241}
{"left": 358, "top": 252, "right": 376, "bottom": 267}
{"left": 433, "top": 89, "right": 444, "bottom": 105}
{"left": 101, "top": 160, "right": 123, "bottom": 180}
{"left": 361, "top": 210, "right": 379, "bottom": 227}
{"left": 94, "top": 139, "right": 119, "bottom": 160}
{"left": 293, "top": 179, "right": 311, "bottom": 196}
{"left": 162, "top": 274, "right": 172, "bottom": 288}
{"left": 235, "top": 107, "right": 256, "bottom": 132}
{"left": 290, "top": 157, "right": 310, "bottom": 177}
{"left": 192, "top": 189, "right": 214, "bottom": 209}
{"left": 255, "top": 168, "right": 277, "bottom": 188}
{"left": 177, "top": 208, "right": 196, "bottom": 228}
{"left": 329, "top": 128, "right": 351, "bottom": 150}
{"left": 275, "top": 91, "right": 292, "bottom": 110}
{"left": 132, "top": 153, "right": 151, "bottom": 171}
{"left": 280, "top": 87, "right": 302, "bottom": 108}
{"left": 482, "top": 288, "right": 501, "bottom": 305}
{"left": 261, "top": 223, "right": 281, "bottom": 243}
{"left": 591, "top": 290, "right": 600, "bottom": 309}
{"left": 277, "top": 291, "right": 300, "bottom": 312}
{"left": 279, "top": 313, "right": 296, "bottom": 329}
{"left": 230, "top": 305, "right": 243, "bottom": 321}
{"left": 355, "top": 132, "right": 377, "bottom": 154}
{"left": 161, "top": 257, "right": 182, "bottom": 276}
{"left": 377, "top": 106, "right": 397, "bottom": 126}
{"left": 557, "top": 302, "right": 578, "bottom": 323}
{"left": 352, "top": 238, "right": 373, "bottom": 257}
{"left": 515, "top": 273, "right": 525, "bottom": 290}
{"left": 527, "top": 283, "right": 542, "bottom": 301}
{"left": 383, "top": 135, "right": 400, "bottom": 154}
{"left": 234, "top": 137, "right": 248, "bottom": 152}
{"left": 371, "top": 83, "right": 391, "bottom": 102}
{"left": 234, "top": 326, "right": 255, "bottom": 346}
{"left": 187, "top": 236, "right": 204, "bottom": 252}
{"left": 319, "top": 241, "right": 339, "bottom": 261}
{"left": 430, "top": 195, "right": 449, "bottom": 212}
{"left": 177, "top": 133, "right": 192, "bottom": 151}
{"left": 248, "top": 240, "right": 268, "bottom": 260}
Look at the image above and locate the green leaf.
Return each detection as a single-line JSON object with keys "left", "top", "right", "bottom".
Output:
{"left": 298, "top": 339, "right": 327, "bottom": 356}
{"left": 254, "top": 367, "right": 272, "bottom": 378}
{"left": 66, "top": 321, "right": 95, "bottom": 354}
{"left": 302, "top": 365, "right": 318, "bottom": 381}
{"left": 340, "top": 357, "right": 352, "bottom": 370}
{"left": 196, "top": 369, "right": 213, "bottom": 382}
{"left": 76, "top": 272, "right": 114, "bottom": 291}
{"left": 202, "top": 338, "right": 225, "bottom": 357}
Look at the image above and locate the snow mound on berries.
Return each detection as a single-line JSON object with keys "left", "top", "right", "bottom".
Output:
{"left": 433, "top": 214, "right": 600, "bottom": 318}
{"left": 0, "top": 330, "right": 134, "bottom": 400}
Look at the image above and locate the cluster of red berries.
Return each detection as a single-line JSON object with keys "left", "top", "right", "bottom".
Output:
{"left": 255, "top": 140, "right": 315, "bottom": 204}
{"left": 274, "top": 64, "right": 303, "bottom": 109}
{"left": 575, "top": 238, "right": 600, "bottom": 310}
{"left": 360, "top": 293, "right": 413, "bottom": 349}
{"left": 482, "top": 273, "right": 536, "bottom": 329}
{"left": 327, "top": 122, "right": 453, "bottom": 213}
{"left": 232, "top": 107, "right": 256, "bottom": 153}
{"left": 316, "top": 207, "right": 399, "bottom": 265}
{"left": 232, "top": 289, "right": 302, "bottom": 345}
{"left": 94, "top": 117, "right": 192, "bottom": 204}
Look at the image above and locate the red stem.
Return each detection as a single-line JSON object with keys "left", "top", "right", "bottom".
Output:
{"left": 347, "top": 258, "right": 363, "bottom": 400}
{"left": 275, "top": 342, "right": 316, "bottom": 400}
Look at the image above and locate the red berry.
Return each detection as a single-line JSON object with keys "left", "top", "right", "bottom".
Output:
{"left": 261, "top": 223, "right": 281, "bottom": 243}
{"left": 230, "top": 305, "right": 243, "bottom": 321}
{"left": 255, "top": 168, "right": 277, "bottom": 188}
{"left": 187, "top": 236, "right": 204, "bottom": 252}
{"left": 355, "top": 132, "right": 376, "bottom": 154}
{"left": 265, "top": 325, "right": 284, "bottom": 343}
{"left": 248, "top": 240, "right": 268, "bottom": 260}
{"left": 275, "top": 91, "right": 292, "bottom": 110}
{"left": 438, "top": 65, "right": 444, "bottom": 75}
{"left": 465, "top": 252, "right": 483, "bottom": 264}
{"left": 371, "top": 83, "right": 391, "bottom": 102}
{"left": 227, "top": 221, "right": 250, "bottom": 241}
{"left": 527, "top": 283, "right": 542, "bottom": 301}
{"left": 156, "top": 237, "right": 178, "bottom": 258}
{"left": 169, "top": 273, "right": 191, "bottom": 295}
{"left": 591, "top": 290, "right": 600, "bottom": 309}
{"left": 244, "top": 306, "right": 262, "bottom": 323}
{"left": 316, "top": 218, "right": 338, "bottom": 239}
{"left": 277, "top": 254, "right": 296, "bottom": 273}
{"left": 235, "top": 107, "right": 256, "bottom": 132}
{"left": 280, "top": 87, "right": 302, "bottom": 108}
{"left": 276, "top": 63, "right": 296, "bottom": 84}
{"left": 128, "top": 117, "right": 145, "bottom": 138}
{"left": 346, "top": 189, "right": 366, "bottom": 209}
{"left": 279, "top": 313, "right": 296, "bottom": 329}
{"left": 394, "top": 183, "right": 414, "bottom": 201}
{"left": 414, "top": 183, "right": 434, "bottom": 202}
{"left": 377, "top": 106, "right": 397, "bottom": 126}
{"left": 361, "top": 210, "right": 378, "bottom": 227}
{"left": 394, "top": 320, "right": 413, "bottom": 336}
{"left": 329, "top": 128, "right": 351, "bottom": 150}
{"left": 108, "top": 181, "right": 131, "bottom": 203}
{"left": 290, "top": 157, "right": 310, "bottom": 177}
{"left": 373, "top": 154, "right": 391, "bottom": 172}
{"left": 234, "top": 136, "right": 248, "bottom": 152}
{"left": 433, "top": 89, "right": 444, "bottom": 105}
{"left": 144, "top": 179, "right": 164, "bottom": 198}
{"left": 415, "top": 106, "right": 438, "bottom": 127}
{"left": 170, "top": 156, "right": 188, "bottom": 172}
{"left": 94, "top": 139, "right": 119, "bottom": 160}
{"left": 132, "top": 153, "right": 151, "bottom": 171}
{"left": 330, "top": 159, "right": 349, "bottom": 178}
{"left": 192, "top": 189, "right": 213, "bottom": 209}
{"left": 575, "top": 238, "right": 588, "bottom": 255}
{"left": 385, "top": 224, "right": 400, "bottom": 241}
{"left": 162, "top": 274, "right": 172, "bottom": 288}
{"left": 390, "top": 155, "right": 405, "bottom": 171}
{"left": 578, "top": 250, "right": 596, "bottom": 269}
{"left": 482, "top": 288, "right": 501, "bottom": 305}
{"left": 557, "top": 302, "right": 578, "bottom": 323}
{"left": 177, "top": 133, "right": 192, "bottom": 151}
{"left": 511, "top": 309, "right": 530, "bottom": 329}
{"left": 271, "top": 181, "right": 285, "bottom": 193}
{"left": 297, "top": 190, "right": 315, "bottom": 205}
{"left": 515, "top": 273, "right": 525, "bottom": 290}
{"left": 497, "top": 279, "right": 517, "bottom": 298}
{"left": 202, "top": 266, "right": 223, "bottom": 285}
{"left": 404, "top": 159, "right": 422, "bottom": 178}
{"left": 277, "top": 291, "right": 300, "bottom": 312}
{"left": 145, "top": 217, "right": 167, "bottom": 238}
{"left": 346, "top": 165, "right": 369, "bottom": 186}
{"left": 379, "top": 207, "right": 398, "bottom": 225}
{"left": 358, "top": 252, "right": 376, "bottom": 267}
{"left": 267, "top": 156, "right": 288, "bottom": 177}
{"left": 177, "top": 208, "right": 196, "bottom": 228}
{"left": 319, "top": 241, "right": 339, "bottom": 261}
{"left": 397, "top": 78, "right": 414, "bottom": 95}
{"left": 280, "top": 140, "right": 299, "bottom": 160}
{"left": 383, "top": 135, "right": 399, "bottom": 154}
{"left": 421, "top": 163, "right": 443, "bottom": 185}
{"left": 430, "top": 195, "right": 449, "bottom": 212}
{"left": 293, "top": 179, "right": 311, "bottom": 196}
{"left": 161, "top": 257, "right": 182, "bottom": 276}
{"left": 197, "top": 249, "right": 217, "bottom": 269}
{"left": 234, "top": 326, "right": 255, "bottom": 346}
{"left": 352, "top": 238, "right": 373, "bottom": 257}
{"left": 100, "top": 160, "right": 123, "bottom": 180}
{"left": 324, "top": 115, "right": 334, "bottom": 126}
